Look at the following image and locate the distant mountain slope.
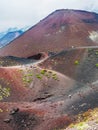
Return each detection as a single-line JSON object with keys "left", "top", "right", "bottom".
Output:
{"left": 0, "top": 30, "right": 23, "bottom": 48}
{"left": 0, "top": 26, "right": 30, "bottom": 48}
{"left": 0, "top": 32, "right": 6, "bottom": 39}
{"left": 0, "top": 9, "right": 98, "bottom": 57}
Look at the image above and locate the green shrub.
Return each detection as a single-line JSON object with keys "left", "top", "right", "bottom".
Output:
{"left": 95, "top": 63, "right": 98, "bottom": 67}
{"left": 95, "top": 52, "right": 98, "bottom": 55}
{"left": 36, "top": 74, "right": 42, "bottom": 79}
{"left": 26, "top": 79, "right": 31, "bottom": 83}
{"left": 0, "top": 85, "right": 10, "bottom": 100}
{"left": 40, "top": 69, "right": 47, "bottom": 75}
{"left": 74, "top": 60, "right": 79, "bottom": 65}
{"left": 28, "top": 73, "right": 33, "bottom": 76}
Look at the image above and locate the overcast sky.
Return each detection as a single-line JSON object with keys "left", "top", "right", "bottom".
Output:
{"left": 0, "top": 0, "right": 98, "bottom": 32}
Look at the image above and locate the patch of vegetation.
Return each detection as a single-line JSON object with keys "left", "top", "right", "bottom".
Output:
{"left": 22, "top": 68, "right": 59, "bottom": 86}
{"left": 74, "top": 60, "right": 79, "bottom": 65}
{"left": 36, "top": 74, "right": 42, "bottom": 79}
{"left": 26, "top": 79, "right": 32, "bottom": 83}
{"left": 95, "top": 51, "right": 98, "bottom": 55}
{"left": 52, "top": 73, "right": 59, "bottom": 81}
{"left": 27, "top": 73, "right": 33, "bottom": 76}
{"left": 52, "top": 76, "right": 58, "bottom": 80}
{"left": 45, "top": 73, "right": 51, "bottom": 78}
{"left": 75, "top": 122, "right": 89, "bottom": 130}
{"left": 48, "top": 71, "right": 52, "bottom": 74}
{"left": 22, "top": 70, "right": 33, "bottom": 85}
{"left": 63, "top": 108, "right": 98, "bottom": 130}
{"left": 36, "top": 69, "right": 59, "bottom": 81}
{"left": 0, "top": 85, "right": 10, "bottom": 101}
{"left": 95, "top": 63, "right": 98, "bottom": 67}
{"left": 22, "top": 77, "right": 26, "bottom": 82}
{"left": 40, "top": 69, "right": 47, "bottom": 75}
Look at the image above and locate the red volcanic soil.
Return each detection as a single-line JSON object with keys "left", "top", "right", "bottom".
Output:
{"left": 0, "top": 9, "right": 98, "bottom": 57}
{"left": 0, "top": 102, "right": 72, "bottom": 130}
{"left": 0, "top": 47, "right": 98, "bottom": 130}
{"left": 0, "top": 65, "right": 76, "bottom": 102}
{"left": 39, "top": 47, "right": 98, "bottom": 84}
{"left": 0, "top": 67, "right": 35, "bottom": 102}
{"left": 0, "top": 65, "right": 76, "bottom": 130}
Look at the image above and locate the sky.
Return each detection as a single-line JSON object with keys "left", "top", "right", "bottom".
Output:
{"left": 0, "top": 0, "right": 98, "bottom": 32}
